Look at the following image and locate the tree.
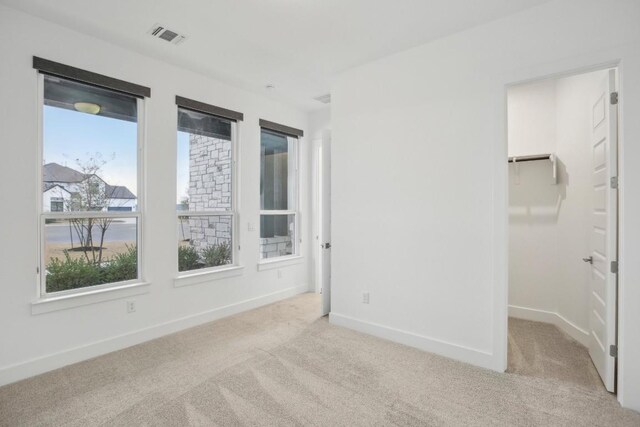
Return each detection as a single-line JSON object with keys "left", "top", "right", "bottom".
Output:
{"left": 65, "top": 154, "right": 114, "bottom": 265}
{"left": 178, "top": 195, "right": 190, "bottom": 241}
{"left": 179, "top": 196, "right": 189, "bottom": 210}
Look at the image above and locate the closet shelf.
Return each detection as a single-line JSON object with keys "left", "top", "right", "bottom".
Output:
{"left": 508, "top": 153, "right": 552, "bottom": 163}
{"left": 508, "top": 153, "right": 557, "bottom": 184}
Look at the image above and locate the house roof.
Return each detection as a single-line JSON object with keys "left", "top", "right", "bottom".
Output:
{"left": 43, "top": 162, "right": 86, "bottom": 183}
{"left": 43, "top": 183, "right": 71, "bottom": 193}
{"left": 43, "top": 162, "right": 136, "bottom": 199}
{"left": 105, "top": 184, "right": 136, "bottom": 200}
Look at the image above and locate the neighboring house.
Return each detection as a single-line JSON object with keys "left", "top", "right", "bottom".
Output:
{"left": 43, "top": 183, "right": 71, "bottom": 212}
{"left": 42, "top": 163, "right": 136, "bottom": 212}
{"left": 104, "top": 184, "right": 137, "bottom": 211}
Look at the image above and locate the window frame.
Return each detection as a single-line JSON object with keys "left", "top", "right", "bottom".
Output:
{"left": 258, "top": 129, "right": 301, "bottom": 262}
{"left": 175, "top": 107, "right": 241, "bottom": 278}
{"left": 36, "top": 73, "right": 146, "bottom": 298}
{"left": 50, "top": 198, "right": 64, "bottom": 212}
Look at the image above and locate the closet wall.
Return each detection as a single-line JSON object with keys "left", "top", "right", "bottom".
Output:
{"left": 508, "top": 70, "right": 607, "bottom": 345}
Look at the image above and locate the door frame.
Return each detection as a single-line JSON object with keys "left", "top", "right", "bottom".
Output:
{"left": 312, "top": 131, "right": 331, "bottom": 314}
{"left": 502, "top": 61, "right": 622, "bottom": 390}
{"left": 312, "top": 138, "right": 323, "bottom": 294}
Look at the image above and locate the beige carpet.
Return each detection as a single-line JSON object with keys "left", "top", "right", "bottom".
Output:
{"left": 1, "top": 294, "right": 638, "bottom": 426}
{"left": 508, "top": 317, "right": 605, "bottom": 390}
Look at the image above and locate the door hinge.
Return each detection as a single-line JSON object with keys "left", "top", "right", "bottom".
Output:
{"left": 610, "top": 176, "right": 618, "bottom": 189}
{"left": 611, "top": 261, "right": 618, "bottom": 274}
{"left": 611, "top": 92, "right": 619, "bottom": 105}
{"left": 610, "top": 344, "right": 618, "bottom": 358}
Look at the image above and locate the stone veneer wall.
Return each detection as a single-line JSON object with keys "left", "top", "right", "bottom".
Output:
{"left": 186, "top": 134, "right": 232, "bottom": 251}
{"left": 184, "top": 133, "right": 294, "bottom": 258}
{"left": 260, "top": 235, "right": 293, "bottom": 259}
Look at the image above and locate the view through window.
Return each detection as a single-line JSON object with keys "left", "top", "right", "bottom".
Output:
{"left": 260, "top": 129, "right": 298, "bottom": 259}
{"left": 41, "top": 75, "right": 140, "bottom": 293}
{"left": 176, "top": 107, "right": 236, "bottom": 273}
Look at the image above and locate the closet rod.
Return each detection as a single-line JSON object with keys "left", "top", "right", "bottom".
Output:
{"left": 507, "top": 154, "right": 552, "bottom": 163}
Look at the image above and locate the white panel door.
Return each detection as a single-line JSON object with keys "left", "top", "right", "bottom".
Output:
{"left": 588, "top": 69, "right": 618, "bottom": 392}
{"left": 320, "top": 132, "right": 332, "bottom": 316}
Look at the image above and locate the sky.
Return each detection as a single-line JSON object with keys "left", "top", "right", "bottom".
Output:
{"left": 177, "top": 131, "right": 189, "bottom": 203}
{"left": 44, "top": 106, "right": 190, "bottom": 204}
{"left": 44, "top": 106, "right": 138, "bottom": 194}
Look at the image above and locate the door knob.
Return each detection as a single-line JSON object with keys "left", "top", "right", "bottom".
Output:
{"left": 321, "top": 243, "right": 331, "bottom": 249}
{"left": 583, "top": 256, "right": 593, "bottom": 264}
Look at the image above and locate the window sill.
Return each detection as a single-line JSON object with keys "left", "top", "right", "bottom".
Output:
{"left": 174, "top": 265, "right": 244, "bottom": 288}
{"left": 257, "top": 256, "right": 304, "bottom": 271}
{"left": 31, "top": 281, "right": 150, "bottom": 315}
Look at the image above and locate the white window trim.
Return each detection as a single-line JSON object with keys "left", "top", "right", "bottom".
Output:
{"left": 257, "top": 255, "right": 304, "bottom": 271}
{"left": 35, "top": 73, "right": 147, "bottom": 305}
{"left": 174, "top": 265, "right": 244, "bottom": 288}
{"left": 175, "top": 116, "right": 242, "bottom": 281}
{"left": 31, "top": 281, "right": 150, "bottom": 315}
{"left": 259, "top": 133, "right": 302, "bottom": 263}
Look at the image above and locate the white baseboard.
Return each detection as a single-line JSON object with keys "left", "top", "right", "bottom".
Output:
{"left": 0, "top": 284, "right": 309, "bottom": 387}
{"left": 508, "top": 305, "right": 590, "bottom": 347}
{"left": 329, "top": 313, "right": 497, "bottom": 371}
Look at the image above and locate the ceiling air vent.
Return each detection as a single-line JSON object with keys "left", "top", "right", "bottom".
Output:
{"left": 314, "top": 94, "right": 331, "bottom": 104}
{"left": 148, "top": 24, "right": 186, "bottom": 45}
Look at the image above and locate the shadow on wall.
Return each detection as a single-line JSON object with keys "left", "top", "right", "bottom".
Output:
{"left": 509, "top": 158, "right": 568, "bottom": 224}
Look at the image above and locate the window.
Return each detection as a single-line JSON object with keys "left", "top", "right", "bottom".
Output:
{"left": 176, "top": 101, "right": 240, "bottom": 274}
{"left": 39, "top": 72, "right": 144, "bottom": 295}
{"left": 260, "top": 128, "right": 299, "bottom": 259}
{"left": 50, "top": 197, "right": 64, "bottom": 212}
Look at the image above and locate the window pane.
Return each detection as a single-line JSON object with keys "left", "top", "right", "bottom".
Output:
{"left": 260, "top": 130, "right": 296, "bottom": 210}
{"left": 44, "top": 217, "right": 138, "bottom": 293}
{"left": 177, "top": 108, "right": 232, "bottom": 212}
{"left": 43, "top": 75, "right": 138, "bottom": 213}
{"left": 177, "top": 214, "right": 233, "bottom": 272}
{"left": 260, "top": 214, "right": 295, "bottom": 259}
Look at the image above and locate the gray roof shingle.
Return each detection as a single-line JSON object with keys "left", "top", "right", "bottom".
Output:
{"left": 43, "top": 182, "right": 71, "bottom": 193}
{"left": 43, "top": 163, "right": 86, "bottom": 183}
{"left": 105, "top": 185, "right": 136, "bottom": 200}
{"left": 43, "top": 163, "right": 136, "bottom": 199}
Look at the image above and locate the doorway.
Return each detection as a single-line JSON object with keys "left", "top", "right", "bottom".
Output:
{"left": 507, "top": 68, "right": 619, "bottom": 392}
{"left": 314, "top": 131, "right": 332, "bottom": 316}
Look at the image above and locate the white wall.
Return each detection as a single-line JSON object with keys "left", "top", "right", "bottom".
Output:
{"left": 0, "top": 5, "right": 313, "bottom": 385}
{"left": 330, "top": 0, "right": 640, "bottom": 410}
{"left": 308, "top": 106, "right": 331, "bottom": 142}
{"left": 508, "top": 80, "right": 557, "bottom": 157}
{"left": 508, "top": 71, "right": 606, "bottom": 345}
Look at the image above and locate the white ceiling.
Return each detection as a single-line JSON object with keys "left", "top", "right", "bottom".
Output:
{"left": 1, "top": 0, "right": 552, "bottom": 111}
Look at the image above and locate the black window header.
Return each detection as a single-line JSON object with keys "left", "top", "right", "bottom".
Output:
{"left": 175, "top": 96, "right": 243, "bottom": 122}
{"left": 33, "top": 56, "right": 151, "bottom": 98}
{"left": 259, "top": 119, "right": 303, "bottom": 138}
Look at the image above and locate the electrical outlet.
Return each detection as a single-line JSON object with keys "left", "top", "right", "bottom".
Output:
{"left": 126, "top": 300, "right": 136, "bottom": 313}
{"left": 362, "top": 292, "right": 370, "bottom": 304}
{"left": 277, "top": 269, "right": 283, "bottom": 279}
{"left": 248, "top": 222, "right": 256, "bottom": 231}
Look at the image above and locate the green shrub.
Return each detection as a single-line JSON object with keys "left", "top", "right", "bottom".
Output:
{"left": 177, "top": 242, "right": 231, "bottom": 272}
{"left": 178, "top": 245, "right": 201, "bottom": 272}
{"left": 202, "top": 242, "right": 232, "bottom": 267}
{"left": 46, "top": 251, "right": 103, "bottom": 292}
{"left": 46, "top": 246, "right": 138, "bottom": 292}
{"left": 102, "top": 245, "right": 137, "bottom": 283}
